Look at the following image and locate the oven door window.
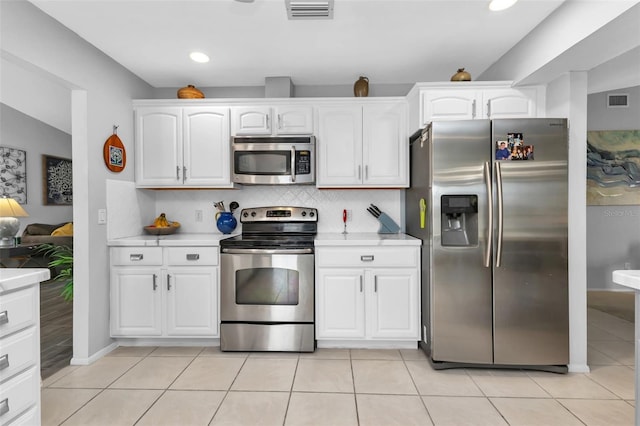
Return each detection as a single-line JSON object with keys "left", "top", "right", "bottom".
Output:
{"left": 235, "top": 151, "right": 291, "bottom": 176}
{"left": 235, "top": 267, "right": 299, "bottom": 305}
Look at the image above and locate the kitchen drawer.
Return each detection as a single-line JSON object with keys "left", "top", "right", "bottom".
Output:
{"left": 8, "top": 406, "right": 38, "bottom": 426}
{"left": 0, "top": 287, "right": 37, "bottom": 338}
{"left": 0, "top": 366, "right": 39, "bottom": 425}
{"left": 316, "top": 247, "right": 419, "bottom": 268}
{"left": 165, "top": 247, "right": 219, "bottom": 266}
{"left": 111, "top": 247, "right": 163, "bottom": 266}
{"left": 0, "top": 327, "right": 37, "bottom": 382}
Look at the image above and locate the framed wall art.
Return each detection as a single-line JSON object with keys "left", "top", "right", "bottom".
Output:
{"left": 0, "top": 146, "right": 27, "bottom": 204}
{"left": 587, "top": 130, "right": 640, "bottom": 206}
{"left": 42, "top": 154, "right": 73, "bottom": 205}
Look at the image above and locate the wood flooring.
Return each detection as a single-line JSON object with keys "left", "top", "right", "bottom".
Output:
{"left": 40, "top": 279, "right": 73, "bottom": 379}
{"left": 587, "top": 290, "right": 635, "bottom": 322}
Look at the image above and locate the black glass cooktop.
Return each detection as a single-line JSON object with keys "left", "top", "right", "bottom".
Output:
{"left": 220, "top": 234, "right": 315, "bottom": 249}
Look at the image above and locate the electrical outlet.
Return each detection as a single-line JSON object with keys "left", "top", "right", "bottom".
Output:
{"left": 195, "top": 210, "right": 203, "bottom": 222}
{"left": 625, "top": 262, "right": 631, "bottom": 270}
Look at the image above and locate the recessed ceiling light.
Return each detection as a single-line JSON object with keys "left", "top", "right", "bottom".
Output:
{"left": 489, "top": 0, "right": 517, "bottom": 11}
{"left": 189, "top": 52, "right": 210, "bottom": 63}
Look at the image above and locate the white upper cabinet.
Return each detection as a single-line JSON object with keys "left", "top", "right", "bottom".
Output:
{"left": 422, "top": 90, "right": 480, "bottom": 121}
{"left": 231, "top": 105, "right": 313, "bottom": 136}
{"left": 481, "top": 88, "right": 539, "bottom": 119}
{"left": 183, "top": 107, "right": 231, "bottom": 187}
{"left": 135, "top": 107, "right": 182, "bottom": 187}
{"left": 316, "top": 104, "right": 363, "bottom": 186}
{"left": 407, "top": 82, "right": 545, "bottom": 129}
{"left": 134, "top": 105, "right": 232, "bottom": 188}
{"left": 316, "top": 100, "right": 408, "bottom": 188}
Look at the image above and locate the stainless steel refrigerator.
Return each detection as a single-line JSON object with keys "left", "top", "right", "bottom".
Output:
{"left": 406, "top": 118, "right": 569, "bottom": 371}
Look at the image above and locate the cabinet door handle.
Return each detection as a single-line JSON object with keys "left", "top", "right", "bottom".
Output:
{"left": 0, "top": 354, "right": 9, "bottom": 370}
{"left": 0, "top": 398, "right": 9, "bottom": 417}
{"left": 360, "top": 276, "right": 363, "bottom": 293}
{"left": 486, "top": 100, "right": 491, "bottom": 118}
{"left": 0, "top": 311, "right": 8, "bottom": 325}
{"left": 358, "top": 165, "right": 362, "bottom": 180}
{"left": 278, "top": 114, "right": 282, "bottom": 129}
{"left": 186, "top": 253, "right": 200, "bottom": 261}
{"left": 176, "top": 165, "right": 180, "bottom": 180}
{"left": 130, "top": 254, "right": 144, "bottom": 261}
{"left": 374, "top": 276, "right": 378, "bottom": 292}
{"left": 183, "top": 166, "right": 187, "bottom": 183}
{"left": 266, "top": 115, "right": 270, "bottom": 130}
{"left": 167, "top": 274, "right": 172, "bottom": 290}
{"left": 152, "top": 274, "right": 158, "bottom": 291}
{"left": 365, "top": 165, "right": 369, "bottom": 180}
{"left": 360, "top": 255, "right": 374, "bottom": 262}
{"left": 472, "top": 99, "right": 477, "bottom": 118}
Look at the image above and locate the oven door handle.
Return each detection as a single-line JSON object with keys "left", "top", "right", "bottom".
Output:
{"left": 291, "top": 146, "right": 296, "bottom": 183}
{"left": 221, "top": 248, "right": 314, "bottom": 255}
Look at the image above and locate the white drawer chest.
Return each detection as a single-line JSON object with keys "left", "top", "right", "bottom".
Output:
{"left": 0, "top": 268, "right": 50, "bottom": 426}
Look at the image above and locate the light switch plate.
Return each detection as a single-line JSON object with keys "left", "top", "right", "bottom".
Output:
{"left": 98, "top": 209, "right": 107, "bottom": 224}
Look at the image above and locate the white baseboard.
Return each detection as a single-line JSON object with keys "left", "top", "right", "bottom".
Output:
{"left": 568, "top": 363, "right": 591, "bottom": 373}
{"left": 317, "top": 340, "right": 418, "bottom": 350}
{"left": 70, "top": 342, "right": 118, "bottom": 365}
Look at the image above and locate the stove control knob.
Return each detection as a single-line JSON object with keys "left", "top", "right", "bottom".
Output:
{"left": 301, "top": 211, "right": 307, "bottom": 217}
{"left": 309, "top": 211, "right": 315, "bottom": 217}
{"left": 251, "top": 212, "right": 257, "bottom": 217}
{"left": 243, "top": 212, "right": 249, "bottom": 218}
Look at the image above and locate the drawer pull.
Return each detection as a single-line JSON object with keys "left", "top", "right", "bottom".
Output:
{"left": 186, "top": 253, "right": 200, "bottom": 261}
{"left": 129, "top": 254, "right": 144, "bottom": 261}
{"left": 360, "top": 255, "right": 374, "bottom": 262}
{"left": 0, "top": 398, "right": 8, "bottom": 417}
{"left": 0, "top": 311, "right": 7, "bottom": 325}
{"left": 167, "top": 274, "right": 172, "bottom": 291}
{"left": 0, "top": 354, "right": 8, "bottom": 370}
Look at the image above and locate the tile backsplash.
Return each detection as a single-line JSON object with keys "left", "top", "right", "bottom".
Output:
{"left": 107, "top": 180, "right": 403, "bottom": 238}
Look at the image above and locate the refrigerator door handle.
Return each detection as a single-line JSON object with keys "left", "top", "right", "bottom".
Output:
{"left": 484, "top": 161, "right": 492, "bottom": 268}
{"left": 495, "top": 161, "right": 504, "bottom": 267}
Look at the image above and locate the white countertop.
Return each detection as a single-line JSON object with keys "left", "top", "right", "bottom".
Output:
{"left": 108, "top": 233, "right": 238, "bottom": 247}
{"left": 109, "top": 232, "right": 421, "bottom": 247}
{"left": 612, "top": 270, "right": 640, "bottom": 291}
{"left": 314, "top": 233, "right": 421, "bottom": 246}
{"left": 0, "top": 268, "right": 50, "bottom": 293}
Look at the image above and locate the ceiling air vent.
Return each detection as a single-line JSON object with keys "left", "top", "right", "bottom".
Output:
{"left": 607, "top": 94, "right": 629, "bottom": 108}
{"left": 285, "top": 0, "right": 334, "bottom": 19}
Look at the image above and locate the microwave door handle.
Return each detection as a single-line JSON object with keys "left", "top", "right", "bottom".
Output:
{"left": 291, "top": 146, "right": 296, "bottom": 182}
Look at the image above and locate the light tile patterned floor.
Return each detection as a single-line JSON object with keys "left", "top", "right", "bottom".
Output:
{"left": 42, "top": 307, "right": 635, "bottom": 425}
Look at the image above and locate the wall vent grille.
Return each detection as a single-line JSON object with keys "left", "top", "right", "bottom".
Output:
{"left": 285, "top": 0, "right": 334, "bottom": 19}
{"left": 607, "top": 94, "right": 629, "bottom": 108}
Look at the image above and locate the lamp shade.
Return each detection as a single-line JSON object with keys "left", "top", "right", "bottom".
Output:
{"left": 0, "top": 196, "right": 28, "bottom": 246}
{"left": 0, "top": 196, "right": 29, "bottom": 217}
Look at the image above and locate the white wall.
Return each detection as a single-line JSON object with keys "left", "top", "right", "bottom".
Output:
{"left": 152, "top": 83, "right": 413, "bottom": 100}
{"left": 587, "top": 85, "right": 640, "bottom": 290}
{"left": 1, "top": 1, "right": 154, "bottom": 363}
{"left": 0, "top": 103, "right": 73, "bottom": 231}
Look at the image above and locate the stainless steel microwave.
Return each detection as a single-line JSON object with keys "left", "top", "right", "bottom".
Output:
{"left": 231, "top": 136, "right": 315, "bottom": 185}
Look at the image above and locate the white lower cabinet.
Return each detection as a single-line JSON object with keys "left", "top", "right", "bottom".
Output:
{"left": 110, "top": 246, "right": 219, "bottom": 338}
{"left": 315, "top": 246, "right": 420, "bottom": 342}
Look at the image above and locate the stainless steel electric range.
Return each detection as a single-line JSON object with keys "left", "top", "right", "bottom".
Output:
{"left": 219, "top": 206, "right": 317, "bottom": 352}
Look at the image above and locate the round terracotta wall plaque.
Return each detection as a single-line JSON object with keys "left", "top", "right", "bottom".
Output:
{"left": 103, "top": 132, "right": 126, "bottom": 172}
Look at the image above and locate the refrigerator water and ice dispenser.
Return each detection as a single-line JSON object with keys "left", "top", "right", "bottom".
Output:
{"left": 441, "top": 195, "right": 478, "bottom": 247}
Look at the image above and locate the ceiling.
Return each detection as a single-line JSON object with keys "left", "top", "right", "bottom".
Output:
{"left": 30, "top": 0, "right": 567, "bottom": 89}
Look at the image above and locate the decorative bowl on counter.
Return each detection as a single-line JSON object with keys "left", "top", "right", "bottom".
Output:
{"left": 143, "top": 224, "right": 180, "bottom": 235}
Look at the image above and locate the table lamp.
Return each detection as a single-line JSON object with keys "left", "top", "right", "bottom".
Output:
{"left": 0, "top": 196, "right": 29, "bottom": 246}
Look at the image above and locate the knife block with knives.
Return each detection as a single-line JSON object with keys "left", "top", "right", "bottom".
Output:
{"left": 366, "top": 204, "right": 400, "bottom": 234}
